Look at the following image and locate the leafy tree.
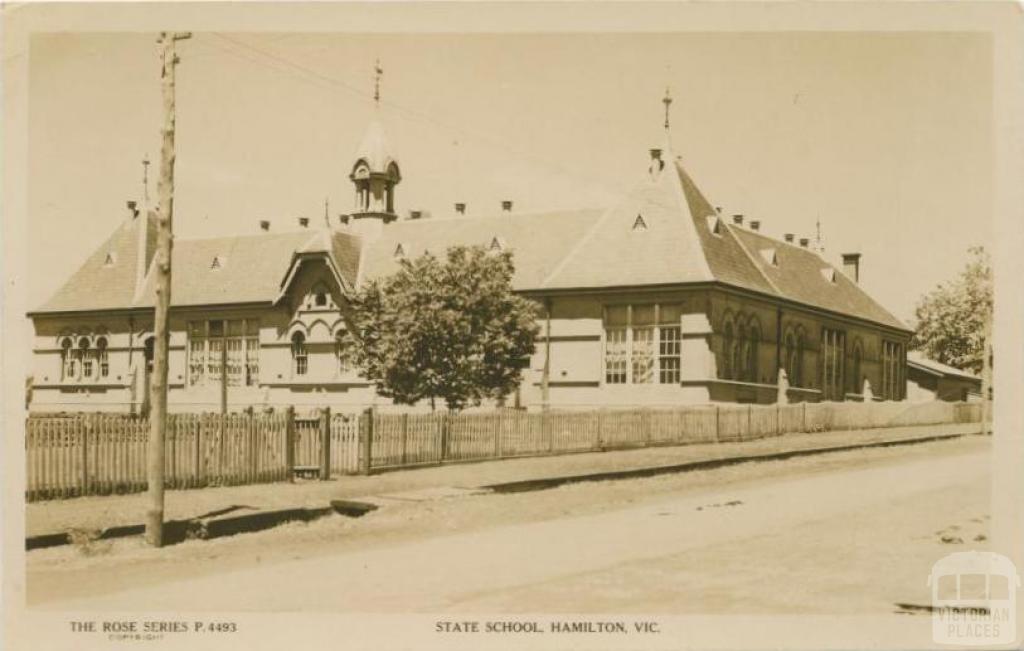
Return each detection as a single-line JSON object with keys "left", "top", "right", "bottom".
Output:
{"left": 339, "top": 245, "right": 539, "bottom": 410}
{"left": 911, "top": 246, "right": 992, "bottom": 374}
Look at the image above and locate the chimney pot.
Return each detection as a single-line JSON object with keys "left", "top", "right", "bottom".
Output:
{"left": 799, "top": 238, "right": 809, "bottom": 248}
{"left": 749, "top": 220, "right": 761, "bottom": 231}
{"left": 842, "top": 252, "right": 862, "bottom": 283}
{"left": 501, "top": 200, "right": 513, "bottom": 213}
{"left": 649, "top": 148, "right": 662, "bottom": 161}
{"left": 126, "top": 200, "right": 139, "bottom": 219}
{"left": 298, "top": 217, "right": 309, "bottom": 228}
{"left": 409, "top": 210, "right": 422, "bottom": 220}
{"left": 259, "top": 220, "right": 270, "bottom": 231}
{"left": 455, "top": 202, "right": 466, "bottom": 215}
{"left": 732, "top": 214, "right": 744, "bottom": 226}
{"left": 784, "top": 233, "right": 795, "bottom": 243}
{"left": 338, "top": 214, "right": 350, "bottom": 225}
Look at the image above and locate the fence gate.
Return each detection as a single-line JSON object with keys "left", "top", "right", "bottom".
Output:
{"left": 293, "top": 415, "right": 323, "bottom": 477}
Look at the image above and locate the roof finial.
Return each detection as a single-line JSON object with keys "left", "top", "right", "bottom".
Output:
{"left": 662, "top": 86, "right": 672, "bottom": 132}
{"left": 815, "top": 216, "right": 825, "bottom": 254}
{"left": 142, "top": 155, "right": 151, "bottom": 205}
{"left": 324, "top": 197, "right": 330, "bottom": 227}
{"left": 374, "top": 59, "right": 383, "bottom": 105}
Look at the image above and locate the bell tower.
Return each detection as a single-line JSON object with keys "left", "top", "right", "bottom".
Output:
{"left": 349, "top": 60, "right": 400, "bottom": 238}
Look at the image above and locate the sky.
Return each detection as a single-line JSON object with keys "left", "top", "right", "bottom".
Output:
{"left": 28, "top": 31, "right": 992, "bottom": 323}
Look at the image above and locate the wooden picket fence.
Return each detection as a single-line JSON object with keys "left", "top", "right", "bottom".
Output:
{"left": 25, "top": 400, "right": 982, "bottom": 501}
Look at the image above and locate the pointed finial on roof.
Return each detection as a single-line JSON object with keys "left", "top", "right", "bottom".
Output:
{"left": 662, "top": 87, "right": 672, "bottom": 132}
{"left": 815, "top": 216, "right": 825, "bottom": 255}
{"left": 324, "top": 197, "right": 330, "bottom": 227}
{"left": 374, "top": 59, "right": 383, "bottom": 105}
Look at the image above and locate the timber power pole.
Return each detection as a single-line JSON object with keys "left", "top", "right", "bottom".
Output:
{"left": 147, "top": 30, "right": 191, "bottom": 548}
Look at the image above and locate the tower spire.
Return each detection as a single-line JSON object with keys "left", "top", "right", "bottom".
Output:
{"left": 662, "top": 87, "right": 672, "bottom": 132}
{"left": 373, "top": 59, "right": 383, "bottom": 105}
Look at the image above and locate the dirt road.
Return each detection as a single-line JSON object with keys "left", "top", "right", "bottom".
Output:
{"left": 30, "top": 436, "right": 990, "bottom": 613}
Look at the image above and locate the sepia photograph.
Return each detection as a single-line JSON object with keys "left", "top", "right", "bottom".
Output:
{"left": 3, "top": 2, "right": 1023, "bottom": 650}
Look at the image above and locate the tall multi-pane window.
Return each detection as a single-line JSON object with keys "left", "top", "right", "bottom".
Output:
{"left": 747, "top": 326, "right": 760, "bottom": 383}
{"left": 61, "top": 337, "right": 74, "bottom": 381}
{"left": 186, "top": 319, "right": 260, "bottom": 388}
{"left": 850, "top": 344, "right": 863, "bottom": 395}
{"left": 291, "top": 332, "right": 308, "bottom": 376}
{"left": 604, "top": 304, "right": 683, "bottom": 385}
{"left": 881, "top": 340, "right": 904, "bottom": 400}
{"left": 79, "top": 338, "right": 92, "bottom": 379}
{"left": 96, "top": 337, "right": 109, "bottom": 378}
{"left": 820, "top": 327, "right": 846, "bottom": 401}
{"left": 631, "top": 305, "right": 655, "bottom": 384}
{"left": 334, "top": 331, "right": 349, "bottom": 375}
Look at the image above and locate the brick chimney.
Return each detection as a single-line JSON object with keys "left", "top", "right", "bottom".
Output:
{"left": 799, "top": 238, "right": 809, "bottom": 248}
{"left": 501, "top": 200, "right": 513, "bottom": 213}
{"left": 749, "top": 220, "right": 761, "bottom": 232}
{"left": 126, "top": 200, "right": 139, "bottom": 220}
{"left": 455, "top": 202, "right": 466, "bottom": 216}
{"left": 784, "top": 233, "right": 794, "bottom": 243}
{"left": 259, "top": 220, "right": 270, "bottom": 232}
{"left": 409, "top": 210, "right": 423, "bottom": 220}
{"left": 732, "top": 214, "right": 744, "bottom": 226}
{"left": 298, "top": 217, "right": 309, "bottom": 228}
{"left": 842, "top": 253, "right": 861, "bottom": 283}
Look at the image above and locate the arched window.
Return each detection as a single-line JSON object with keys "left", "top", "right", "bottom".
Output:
{"left": 96, "top": 337, "right": 109, "bottom": 378}
{"left": 795, "top": 330, "right": 805, "bottom": 387}
{"left": 291, "top": 332, "right": 307, "bottom": 376}
{"left": 78, "top": 338, "right": 92, "bottom": 380}
{"left": 785, "top": 331, "right": 797, "bottom": 387}
{"left": 735, "top": 323, "right": 747, "bottom": 381}
{"left": 335, "top": 331, "right": 348, "bottom": 375}
{"left": 722, "top": 321, "right": 734, "bottom": 380}
{"left": 748, "top": 324, "right": 761, "bottom": 383}
{"left": 850, "top": 343, "right": 863, "bottom": 395}
{"left": 60, "top": 337, "right": 74, "bottom": 381}
{"left": 143, "top": 337, "right": 155, "bottom": 374}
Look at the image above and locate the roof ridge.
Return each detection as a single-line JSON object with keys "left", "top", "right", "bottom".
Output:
{"left": 723, "top": 223, "right": 783, "bottom": 296}
{"left": 667, "top": 157, "right": 715, "bottom": 280}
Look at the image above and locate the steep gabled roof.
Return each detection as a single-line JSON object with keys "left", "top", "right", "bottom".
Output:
{"left": 729, "top": 225, "right": 907, "bottom": 330}
{"left": 360, "top": 210, "right": 600, "bottom": 290}
{"left": 37, "top": 213, "right": 157, "bottom": 313}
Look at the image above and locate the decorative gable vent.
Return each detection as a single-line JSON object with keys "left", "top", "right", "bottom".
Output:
{"left": 210, "top": 255, "right": 224, "bottom": 270}
{"left": 103, "top": 252, "right": 116, "bottom": 267}
{"left": 821, "top": 267, "right": 837, "bottom": 283}
{"left": 632, "top": 214, "right": 648, "bottom": 232}
{"left": 706, "top": 215, "right": 723, "bottom": 236}
{"left": 759, "top": 248, "right": 778, "bottom": 266}
{"left": 394, "top": 243, "right": 406, "bottom": 258}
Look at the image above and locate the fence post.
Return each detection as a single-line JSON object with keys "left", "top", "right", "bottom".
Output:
{"left": 285, "top": 406, "right": 295, "bottom": 483}
{"left": 245, "top": 406, "right": 256, "bottom": 482}
{"left": 79, "top": 415, "right": 90, "bottom": 496}
{"left": 802, "top": 401, "right": 807, "bottom": 432}
{"left": 440, "top": 411, "right": 450, "bottom": 461}
{"left": 493, "top": 411, "right": 501, "bottom": 458}
{"left": 194, "top": 414, "right": 203, "bottom": 487}
{"left": 401, "top": 413, "right": 409, "bottom": 465}
{"left": 715, "top": 405, "right": 721, "bottom": 442}
{"left": 596, "top": 410, "right": 604, "bottom": 451}
{"left": 320, "top": 406, "right": 332, "bottom": 480}
{"left": 641, "top": 409, "right": 650, "bottom": 446}
{"left": 747, "top": 404, "right": 753, "bottom": 440}
{"left": 545, "top": 408, "right": 554, "bottom": 453}
{"left": 360, "top": 407, "right": 374, "bottom": 475}
{"left": 776, "top": 403, "right": 780, "bottom": 436}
